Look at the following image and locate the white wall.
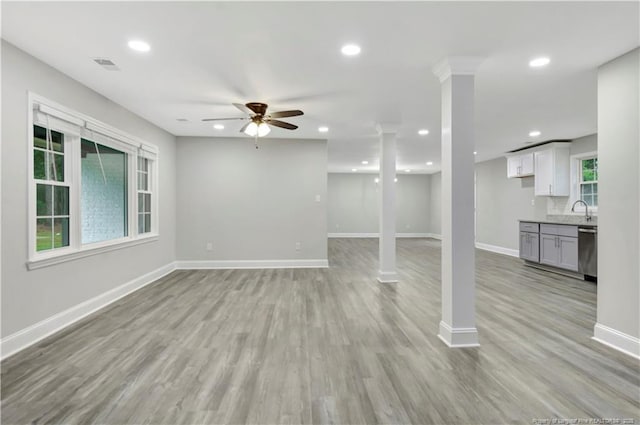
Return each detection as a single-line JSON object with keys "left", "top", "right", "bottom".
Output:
{"left": 327, "top": 173, "right": 431, "bottom": 235}
{"left": 1, "top": 42, "right": 177, "bottom": 338}
{"left": 595, "top": 47, "right": 639, "bottom": 356}
{"left": 429, "top": 172, "right": 442, "bottom": 236}
{"left": 176, "top": 137, "right": 327, "bottom": 263}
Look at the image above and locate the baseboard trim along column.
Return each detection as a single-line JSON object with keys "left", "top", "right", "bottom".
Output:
{"left": 1, "top": 262, "right": 177, "bottom": 361}
{"left": 475, "top": 242, "right": 519, "bottom": 258}
{"left": 593, "top": 323, "right": 640, "bottom": 359}
{"left": 438, "top": 321, "right": 480, "bottom": 348}
{"left": 174, "top": 259, "right": 329, "bottom": 269}
{"left": 377, "top": 270, "right": 399, "bottom": 283}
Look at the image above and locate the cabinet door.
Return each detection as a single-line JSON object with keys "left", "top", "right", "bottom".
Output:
{"left": 520, "top": 153, "right": 534, "bottom": 176}
{"left": 507, "top": 156, "right": 521, "bottom": 178}
{"left": 529, "top": 232, "right": 540, "bottom": 263}
{"left": 558, "top": 236, "right": 579, "bottom": 271}
{"left": 519, "top": 232, "right": 530, "bottom": 260}
{"left": 539, "top": 234, "right": 558, "bottom": 266}
{"left": 534, "top": 150, "right": 553, "bottom": 196}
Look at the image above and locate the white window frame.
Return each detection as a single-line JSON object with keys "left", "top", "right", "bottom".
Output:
{"left": 569, "top": 151, "right": 598, "bottom": 214}
{"left": 27, "top": 93, "right": 159, "bottom": 270}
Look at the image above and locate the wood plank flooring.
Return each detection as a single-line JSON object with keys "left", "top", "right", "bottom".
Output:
{"left": 2, "top": 238, "right": 639, "bottom": 424}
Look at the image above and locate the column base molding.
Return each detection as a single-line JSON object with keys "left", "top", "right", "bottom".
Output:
{"left": 438, "top": 321, "right": 480, "bottom": 348}
{"left": 377, "top": 270, "right": 399, "bottom": 283}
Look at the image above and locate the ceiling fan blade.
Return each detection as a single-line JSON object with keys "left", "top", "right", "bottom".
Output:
{"left": 239, "top": 121, "right": 252, "bottom": 133}
{"left": 245, "top": 102, "right": 268, "bottom": 116}
{"left": 265, "top": 119, "right": 298, "bottom": 130}
{"left": 202, "top": 117, "right": 248, "bottom": 122}
{"left": 268, "top": 110, "right": 304, "bottom": 119}
{"left": 233, "top": 103, "right": 254, "bottom": 115}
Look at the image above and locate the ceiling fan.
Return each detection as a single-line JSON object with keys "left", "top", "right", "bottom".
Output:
{"left": 202, "top": 102, "right": 304, "bottom": 139}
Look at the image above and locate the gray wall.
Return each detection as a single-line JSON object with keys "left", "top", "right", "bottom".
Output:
{"left": 327, "top": 173, "right": 431, "bottom": 234}
{"left": 597, "top": 48, "right": 639, "bottom": 341}
{"left": 176, "top": 137, "right": 327, "bottom": 261}
{"left": 1, "top": 42, "right": 177, "bottom": 337}
{"left": 475, "top": 158, "right": 546, "bottom": 250}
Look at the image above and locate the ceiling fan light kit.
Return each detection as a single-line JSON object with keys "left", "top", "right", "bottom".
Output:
{"left": 202, "top": 102, "right": 303, "bottom": 147}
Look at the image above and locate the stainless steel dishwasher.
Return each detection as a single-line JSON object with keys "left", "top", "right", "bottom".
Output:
{"left": 578, "top": 227, "right": 597, "bottom": 279}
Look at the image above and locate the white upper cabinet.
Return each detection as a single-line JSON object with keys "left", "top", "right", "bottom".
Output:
{"left": 506, "top": 152, "right": 534, "bottom": 178}
{"left": 534, "top": 143, "right": 570, "bottom": 196}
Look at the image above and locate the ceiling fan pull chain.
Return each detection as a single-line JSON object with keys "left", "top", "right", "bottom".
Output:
{"left": 255, "top": 134, "right": 259, "bottom": 149}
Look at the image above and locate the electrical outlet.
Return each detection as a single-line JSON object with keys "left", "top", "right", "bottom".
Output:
{"left": 206, "top": 242, "right": 213, "bottom": 251}
{"left": 295, "top": 242, "right": 301, "bottom": 251}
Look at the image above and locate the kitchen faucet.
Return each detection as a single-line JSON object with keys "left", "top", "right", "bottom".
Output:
{"left": 571, "top": 199, "right": 592, "bottom": 221}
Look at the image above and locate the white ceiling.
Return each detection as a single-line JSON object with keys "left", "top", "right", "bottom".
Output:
{"left": 2, "top": 1, "right": 638, "bottom": 173}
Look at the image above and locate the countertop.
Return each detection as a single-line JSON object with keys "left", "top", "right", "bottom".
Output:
{"left": 519, "top": 216, "right": 597, "bottom": 228}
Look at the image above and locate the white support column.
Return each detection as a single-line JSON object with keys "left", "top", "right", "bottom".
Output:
{"left": 377, "top": 124, "right": 399, "bottom": 283}
{"left": 432, "top": 57, "right": 483, "bottom": 347}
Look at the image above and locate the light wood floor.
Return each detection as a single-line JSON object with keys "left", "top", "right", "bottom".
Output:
{"left": 2, "top": 238, "right": 639, "bottom": 424}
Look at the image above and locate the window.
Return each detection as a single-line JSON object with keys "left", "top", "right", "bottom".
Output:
{"left": 34, "top": 126, "right": 70, "bottom": 252}
{"left": 137, "top": 157, "right": 152, "bottom": 234}
{"left": 28, "top": 94, "right": 158, "bottom": 269}
{"left": 579, "top": 157, "right": 598, "bottom": 207}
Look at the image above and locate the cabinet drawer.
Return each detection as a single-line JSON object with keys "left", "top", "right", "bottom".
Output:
{"left": 519, "top": 222, "right": 539, "bottom": 233}
{"left": 540, "top": 224, "right": 578, "bottom": 237}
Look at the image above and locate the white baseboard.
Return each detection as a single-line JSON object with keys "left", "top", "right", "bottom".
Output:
{"left": 475, "top": 242, "right": 519, "bottom": 258}
{"left": 593, "top": 323, "right": 640, "bottom": 359}
{"left": 438, "top": 321, "right": 480, "bottom": 348}
{"left": 175, "top": 259, "right": 329, "bottom": 269}
{"left": 328, "top": 232, "right": 433, "bottom": 238}
{"left": 1, "top": 262, "right": 177, "bottom": 361}
{"left": 377, "top": 270, "right": 399, "bottom": 283}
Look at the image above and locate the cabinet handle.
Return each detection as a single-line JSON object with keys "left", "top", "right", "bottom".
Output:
{"left": 549, "top": 184, "right": 552, "bottom": 195}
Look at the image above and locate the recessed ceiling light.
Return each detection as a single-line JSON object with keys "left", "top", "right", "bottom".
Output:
{"left": 405, "top": 169, "right": 411, "bottom": 173}
{"left": 529, "top": 130, "right": 541, "bottom": 137}
{"left": 394, "top": 178, "right": 398, "bottom": 182}
{"left": 352, "top": 168, "right": 357, "bottom": 172}
{"left": 213, "top": 124, "right": 224, "bottom": 130}
{"left": 426, "top": 161, "right": 433, "bottom": 166}
{"left": 361, "top": 160, "right": 369, "bottom": 165}
{"left": 318, "top": 126, "right": 329, "bottom": 133}
{"left": 128, "top": 39, "right": 151, "bottom": 52}
{"left": 474, "top": 151, "right": 478, "bottom": 155}
{"left": 341, "top": 44, "right": 361, "bottom": 56}
{"left": 418, "top": 129, "right": 429, "bottom": 136}
{"left": 529, "top": 57, "right": 550, "bottom": 68}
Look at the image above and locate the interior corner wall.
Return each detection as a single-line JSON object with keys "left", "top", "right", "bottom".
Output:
{"left": 474, "top": 158, "right": 546, "bottom": 251}
{"left": 327, "top": 173, "right": 431, "bottom": 235}
{"left": 175, "top": 137, "right": 328, "bottom": 263}
{"left": 595, "top": 47, "right": 639, "bottom": 355}
{"left": 1, "top": 41, "right": 177, "bottom": 339}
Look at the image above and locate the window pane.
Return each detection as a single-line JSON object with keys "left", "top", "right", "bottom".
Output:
{"left": 144, "top": 193, "right": 151, "bottom": 213}
{"left": 138, "top": 213, "right": 144, "bottom": 234}
{"left": 593, "top": 194, "right": 598, "bottom": 207}
{"left": 138, "top": 157, "right": 148, "bottom": 172}
{"left": 581, "top": 184, "right": 592, "bottom": 196}
{"left": 34, "top": 125, "right": 64, "bottom": 152}
{"left": 81, "top": 139, "right": 128, "bottom": 244}
{"left": 49, "top": 153, "right": 64, "bottom": 182}
{"left": 37, "top": 184, "right": 53, "bottom": 216}
{"left": 144, "top": 213, "right": 151, "bottom": 232}
{"left": 34, "top": 150, "right": 46, "bottom": 179}
{"left": 54, "top": 186, "right": 69, "bottom": 215}
{"left": 138, "top": 193, "right": 144, "bottom": 212}
{"left": 36, "top": 218, "right": 52, "bottom": 251}
{"left": 138, "top": 213, "right": 151, "bottom": 234}
{"left": 137, "top": 172, "right": 148, "bottom": 191}
{"left": 591, "top": 182, "right": 598, "bottom": 196}
{"left": 53, "top": 217, "right": 70, "bottom": 248}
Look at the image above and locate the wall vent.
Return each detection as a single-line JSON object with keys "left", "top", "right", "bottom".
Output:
{"left": 93, "top": 58, "right": 120, "bottom": 71}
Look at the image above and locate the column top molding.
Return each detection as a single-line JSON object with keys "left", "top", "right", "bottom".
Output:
{"left": 432, "top": 56, "right": 485, "bottom": 83}
{"left": 375, "top": 123, "right": 401, "bottom": 135}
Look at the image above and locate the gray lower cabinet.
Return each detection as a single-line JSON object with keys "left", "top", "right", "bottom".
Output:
{"left": 519, "top": 231, "right": 539, "bottom": 262}
{"left": 539, "top": 226, "right": 579, "bottom": 272}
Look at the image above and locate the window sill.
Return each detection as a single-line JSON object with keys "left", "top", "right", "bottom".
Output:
{"left": 27, "top": 234, "right": 159, "bottom": 270}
